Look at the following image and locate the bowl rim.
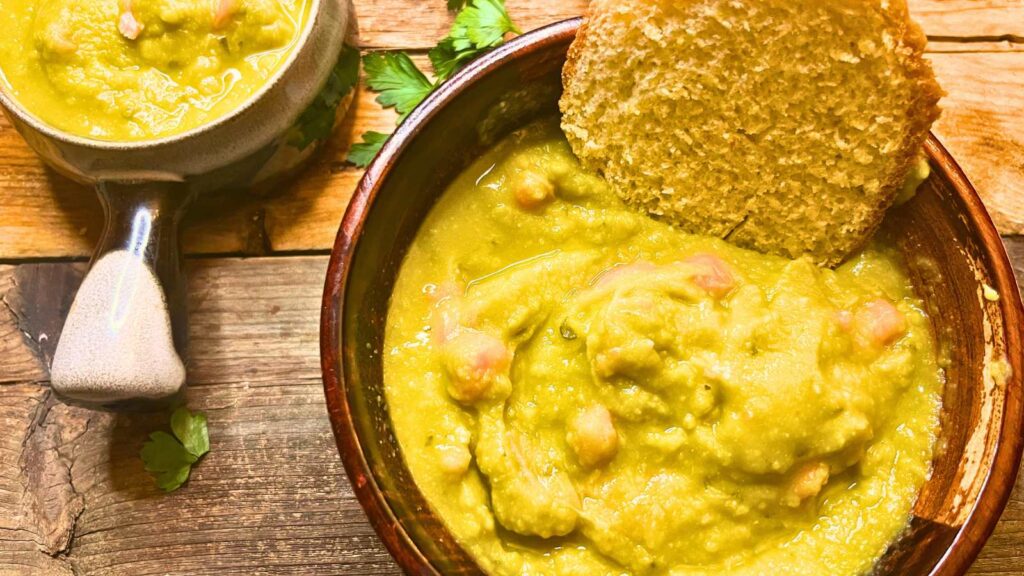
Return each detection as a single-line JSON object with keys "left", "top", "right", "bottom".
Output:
{"left": 320, "top": 18, "right": 1024, "bottom": 576}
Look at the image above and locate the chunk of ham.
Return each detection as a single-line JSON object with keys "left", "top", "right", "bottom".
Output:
{"left": 855, "top": 299, "right": 907, "bottom": 347}
{"left": 117, "top": 0, "right": 143, "bottom": 40}
{"left": 683, "top": 253, "right": 736, "bottom": 298}
{"left": 440, "top": 330, "right": 511, "bottom": 404}
{"left": 213, "top": 0, "right": 241, "bottom": 30}
{"left": 784, "top": 461, "right": 830, "bottom": 507}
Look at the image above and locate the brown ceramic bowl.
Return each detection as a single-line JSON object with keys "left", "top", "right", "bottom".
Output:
{"left": 321, "top": 18, "right": 1024, "bottom": 576}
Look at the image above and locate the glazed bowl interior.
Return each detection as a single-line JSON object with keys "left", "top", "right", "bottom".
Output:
{"left": 322, "top": 19, "right": 1024, "bottom": 576}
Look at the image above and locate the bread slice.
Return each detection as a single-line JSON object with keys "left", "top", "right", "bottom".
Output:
{"left": 560, "top": 0, "right": 943, "bottom": 266}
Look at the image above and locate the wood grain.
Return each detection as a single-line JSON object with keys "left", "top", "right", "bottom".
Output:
{"left": 355, "top": 0, "right": 1024, "bottom": 49}
{"left": 0, "top": 266, "right": 46, "bottom": 383}
{"left": 0, "top": 2, "right": 1021, "bottom": 259}
{"left": 0, "top": 258, "right": 400, "bottom": 575}
{"left": 930, "top": 51, "right": 1024, "bottom": 234}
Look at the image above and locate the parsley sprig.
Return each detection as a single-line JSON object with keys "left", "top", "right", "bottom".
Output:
{"left": 347, "top": 0, "right": 521, "bottom": 167}
{"left": 140, "top": 407, "right": 210, "bottom": 492}
{"left": 363, "top": 52, "right": 435, "bottom": 123}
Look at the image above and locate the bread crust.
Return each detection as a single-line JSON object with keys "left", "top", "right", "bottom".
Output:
{"left": 834, "top": 0, "right": 944, "bottom": 266}
{"left": 560, "top": 0, "right": 944, "bottom": 266}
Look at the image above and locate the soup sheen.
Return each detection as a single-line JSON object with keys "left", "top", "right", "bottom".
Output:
{"left": 0, "top": 0, "right": 308, "bottom": 140}
{"left": 384, "top": 121, "right": 943, "bottom": 575}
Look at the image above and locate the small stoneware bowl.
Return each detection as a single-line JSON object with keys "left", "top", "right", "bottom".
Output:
{"left": 321, "top": 19, "right": 1024, "bottom": 576}
{"left": 0, "top": 0, "right": 358, "bottom": 409}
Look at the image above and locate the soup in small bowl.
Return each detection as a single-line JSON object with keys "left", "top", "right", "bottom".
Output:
{"left": 0, "top": 0, "right": 357, "bottom": 408}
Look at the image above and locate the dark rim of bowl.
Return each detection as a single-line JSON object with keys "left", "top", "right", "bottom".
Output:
{"left": 320, "top": 18, "right": 1024, "bottom": 576}
{"left": 0, "top": 0, "right": 323, "bottom": 150}
{"left": 919, "top": 136, "right": 1024, "bottom": 576}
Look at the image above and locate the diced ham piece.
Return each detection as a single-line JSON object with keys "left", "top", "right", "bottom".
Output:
{"left": 566, "top": 405, "right": 619, "bottom": 468}
{"left": 856, "top": 299, "right": 907, "bottom": 347}
{"left": 213, "top": 0, "right": 241, "bottom": 30}
{"left": 514, "top": 171, "right": 555, "bottom": 210}
{"left": 118, "top": 0, "right": 144, "bottom": 40}
{"left": 785, "top": 461, "right": 830, "bottom": 506}
{"left": 440, "top": 330, "right": 511, "bottom": 404}
{"left": 684, "top": 253, "right": 736, "bottom": 298}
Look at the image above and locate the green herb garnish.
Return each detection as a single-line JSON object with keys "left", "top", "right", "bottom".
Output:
{"left": 363, "top": 52, "right": 436, "bottom": 122}
{"left": 140, "top": 406, "right": 210, "bottom": 492}
{"left": 290, "top": 44, "right": 360, "bottom": 150}
{"left": 347, "top": 131, "right": 392, "bottom": 168}
{"left": 347, "top": 0, "right": 520, "bottom": 167}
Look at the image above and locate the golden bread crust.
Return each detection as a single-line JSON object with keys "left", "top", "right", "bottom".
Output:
{"left": 560, "top": 0, "right": 943, "bottom": 266}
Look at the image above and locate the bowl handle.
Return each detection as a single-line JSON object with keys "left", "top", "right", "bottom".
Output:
{"left": 51, "top": 181, "right": 195, "bottom": 410}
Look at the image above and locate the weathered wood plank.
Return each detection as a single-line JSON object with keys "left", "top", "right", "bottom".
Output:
{"left": 355, "top": 0, "right": 1024, "bottom": 49}
{"left": 0, "top": 258, "right": 399, "bottom": 575}
{"left": 0, "top": 384, "right": 76, "bottom": 576}
{"left": 0, "top": 265, "right": 80, "bottom": 574}
{"left": 912, "top": 0, "right": 1024, "bottom": 39}
{"left": 931, "top": 51, "right": 1024, "bottom": 234}
{"left": 973, "top": 457, "right": 1024, "bottom": 574}
{"left": 1004, "top": 236, "right": 1024, "bottom": 283}
{"left": 0, "top": 266, "right": 46, "bottom": 383}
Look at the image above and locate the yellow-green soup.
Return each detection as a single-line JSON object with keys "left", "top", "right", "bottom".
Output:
{"left": 0, "top": 0, "right": 308, "bottom": 141}
{"left": 384, "top": 121, "right": 944, "bottom": 575}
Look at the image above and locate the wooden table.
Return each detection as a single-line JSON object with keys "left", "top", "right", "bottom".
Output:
{"left": 1, "top": 1, "right": 1022, "bottom": 574}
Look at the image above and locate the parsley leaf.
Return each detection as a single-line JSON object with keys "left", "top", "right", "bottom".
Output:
{"left": 456, "top": 0, "right": 520, "bottom": 49}
{"left": 363, "top": 52, "right": 435, "bottom": 122}
{"left": 140, "top": 407, "right": 210, "bottom": 492}
{"left": 171, "top": 406, "right": 210, "bottom": 458}
{"left": 347, "top": 0, "right": 521, "bottom": 168}
{"left": 430, "top": 0, "right": 520, "bottom": 82}
{"left": 347, "top": 131, "right": 390, "bottom": 168}
{"left": 141, "top": 431, "right": 197, "bottom": 492}
{"left": 428, "top": 37, "right": 477, "bottom": 82}
{"left": 289, "top": 44, "right": 361, "bottom": 150}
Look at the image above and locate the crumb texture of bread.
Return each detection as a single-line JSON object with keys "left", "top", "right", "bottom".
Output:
{"left": 561, "top": 0, "right": 943, "bottom": 266}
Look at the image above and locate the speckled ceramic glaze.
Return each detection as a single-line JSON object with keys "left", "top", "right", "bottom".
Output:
{"left": 0, "top": 0, "right": 359, "bottom": 410}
